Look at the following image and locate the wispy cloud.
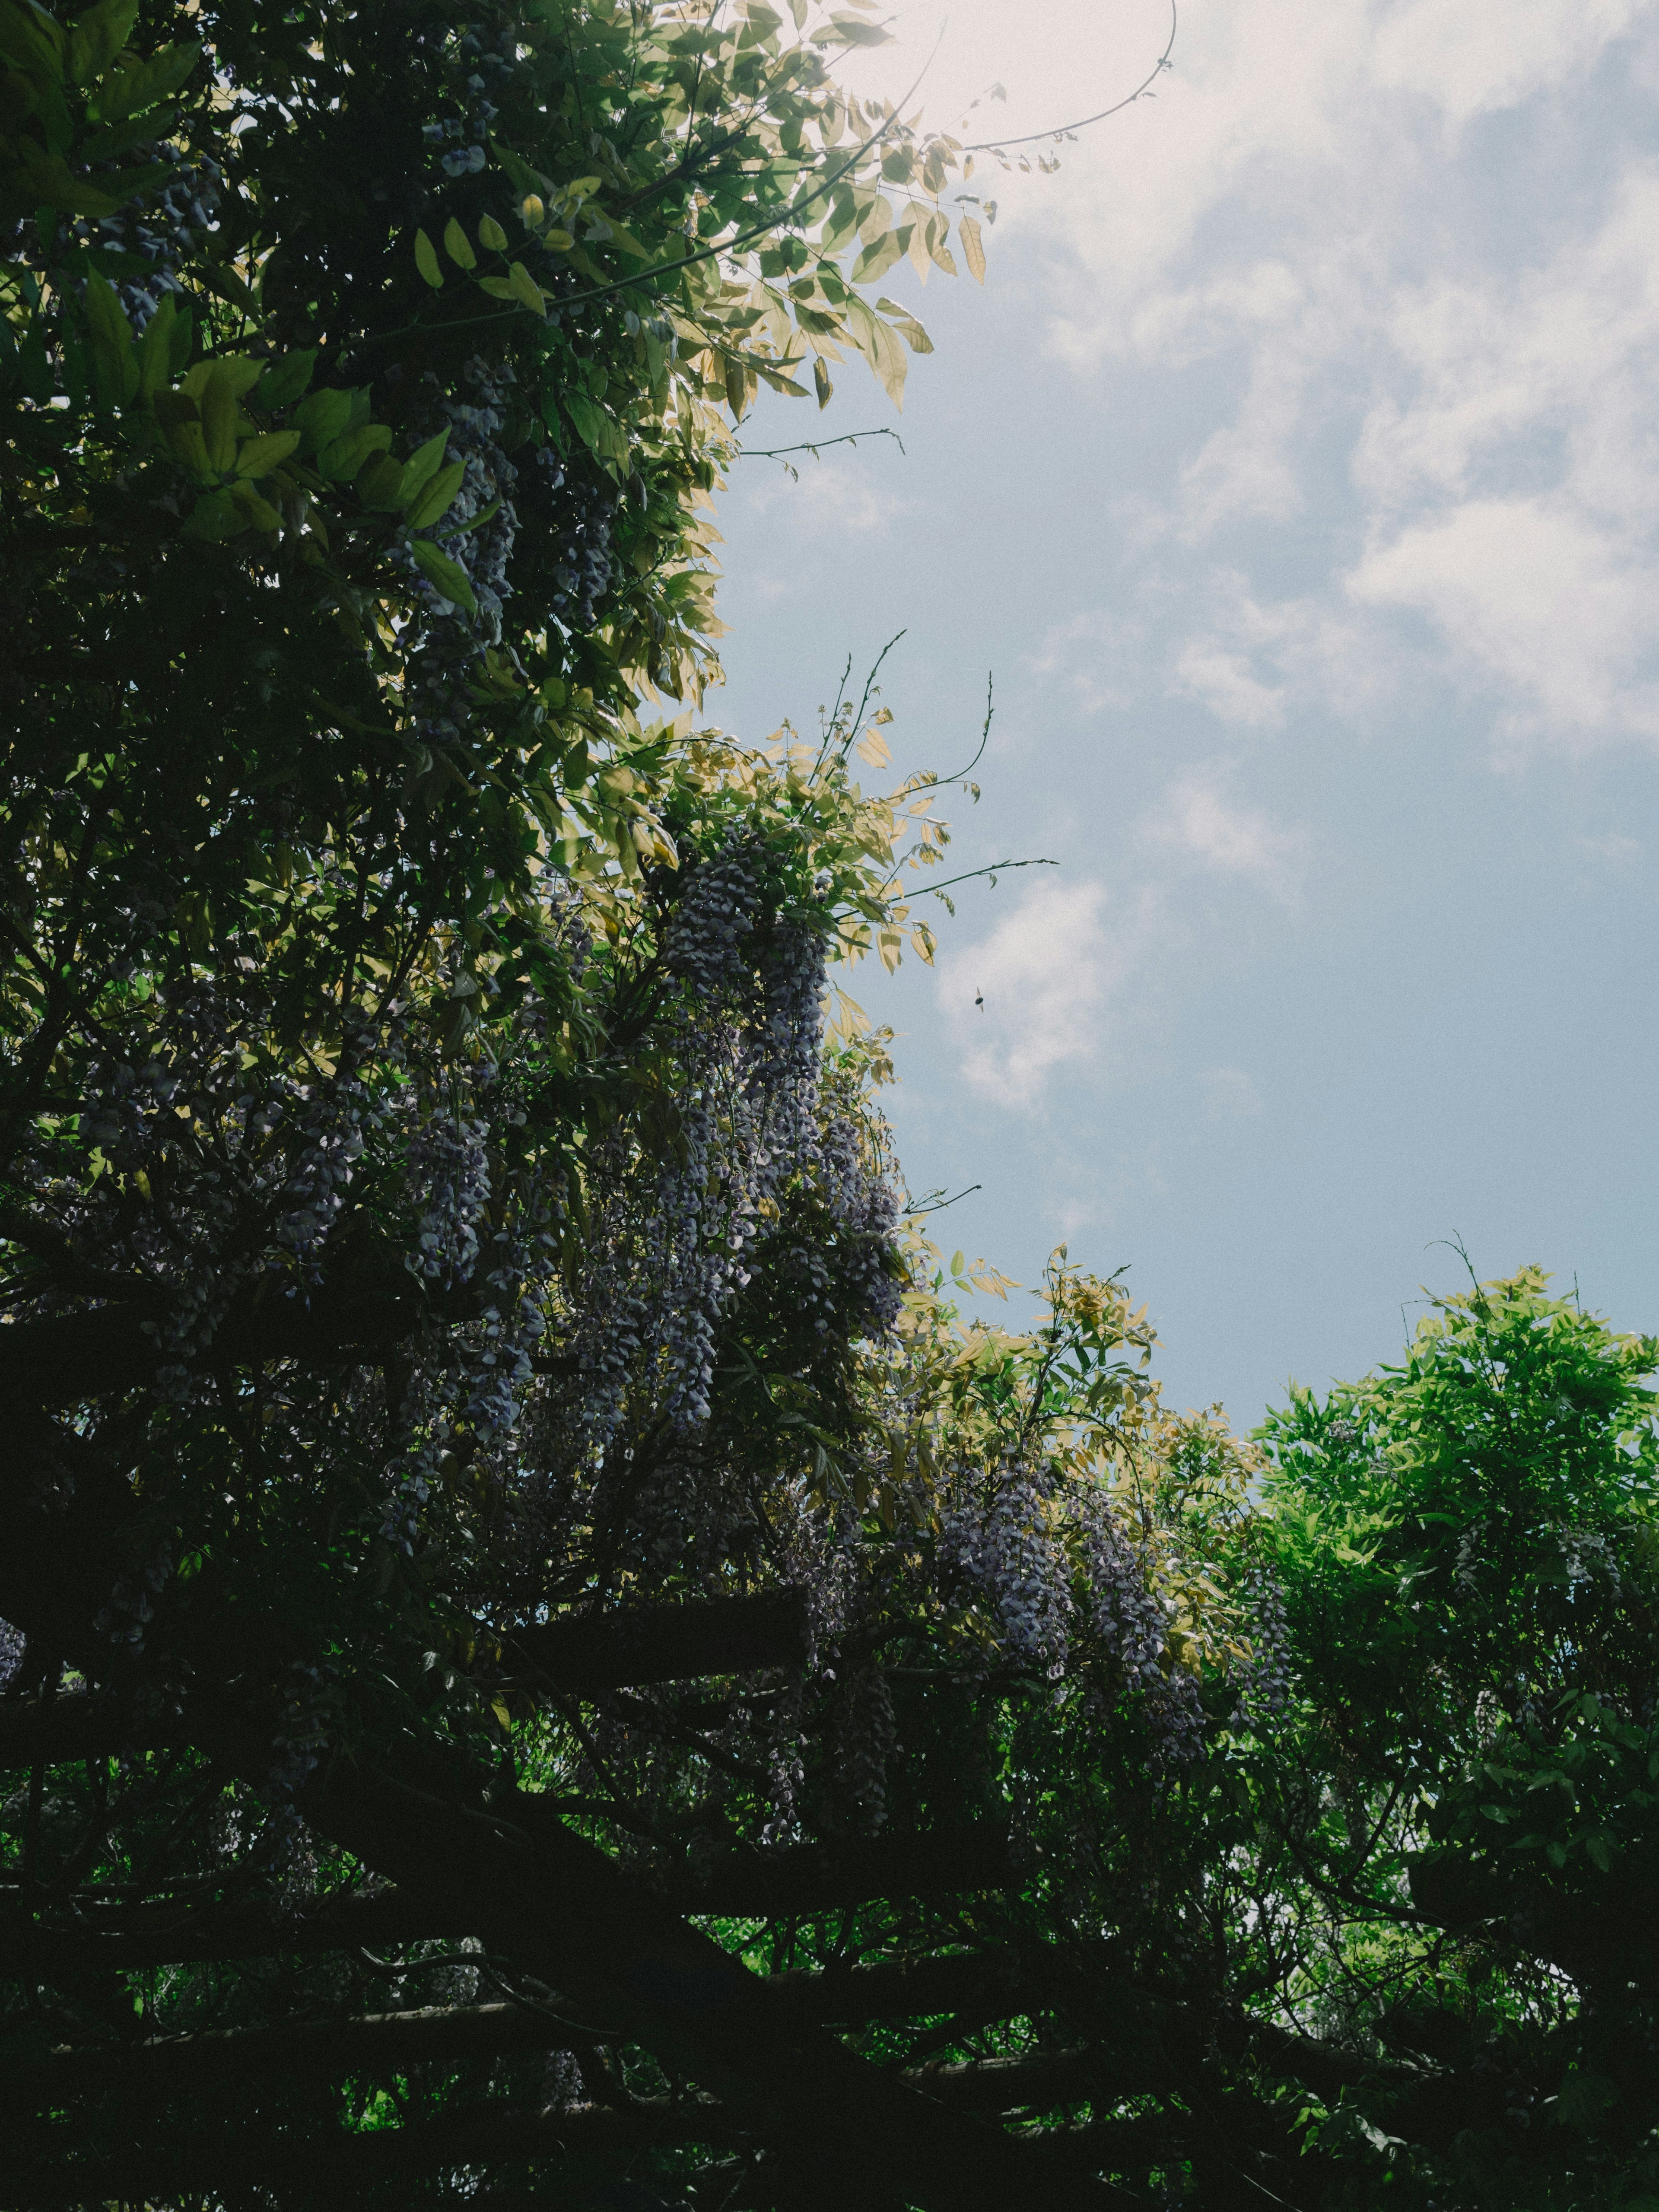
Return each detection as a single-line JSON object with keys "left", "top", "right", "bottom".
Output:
{"left": 746, "top": 459, "right": 906, "bottom": 540}
{"left": 1142, "top": 766, "right": 1311, "bottom": 906}
{"left": 1577, "top": 830, "right": 1641, "bottom": 866}
{"left": 939, "top": 879, "right": 1160, "bottom": 1110}
{"left": 948, "top": 0, "right": 1659, "bottom": 756}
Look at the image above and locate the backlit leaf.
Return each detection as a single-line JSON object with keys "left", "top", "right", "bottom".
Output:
{"left": 958, "top": 213, "right": 985, "bottom": 283}
{"left": 410, "top": 535, "right": 477, "bottom": 614}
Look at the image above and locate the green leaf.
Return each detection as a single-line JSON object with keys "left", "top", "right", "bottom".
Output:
{"left": 235, "top": 430, "right": 301, "bottom": 479}
{"left": 92, "top": 37, "right": 198, "bottom": 121}
{"left": 79, "top": 108, "right": 178, "bottom": 163}
{"left": 14, "top": 143, "right": 110, "bottom": 212}
{"left": 318, "top": 421, "right": 393, "bottom": 481}
{"left": 181, "top": 353, "right": 263, "bottom": 403}
{"left": 562, "top": 392, "right": 609, "bottom": 458}
{"left": 414, "top": 228, "right": 443, "bottom": 289}
{"left": 68, "top": 0, "right": 137, "bottom": 88}
{"left": 440, "top": 495, "right": 498, "bottom": 539}
{"left": 507, "top": 259, "right": 546, "bottom": 316}
{"left": 199, "top": 361, "right": 242, "bottom": 475}
{"left": 403, "top": 457, "right": 465, "bottom": 530}
{"left": 477, "top": 213, "right": 509, "bottom": 253}
{"left": 443, "top": 217, "right": 476, "bottom": 270}
{"left": 180, "top": 485, "right": 241, "bottom": 539}
{"left": 229, "top": 477, "right": 281, "bottom": 531}
{"left": 399, "top": 428, "right": 450, "bottom": 501}
{"left": 153, "top": 389, "right": 211, "bottom": 477}
{"left": 194, "top": 260, "right": 260, "bottom": 318}
{"left": 1555, "top": 2068, "right": 1618, "bottom": 2129}
{"left": 0, "top": 3, "right": 67, "bottom": 77}
{"left": 82, "top": 266, "right": 136, "bottom": 408}
{"left": 160, "top": 302, "right": 189, "bottom": 377}
{"left": 289, "top": 386, "right": 353, "bottom": 454}
{"left": 410, "top": 536, "right": 477, "bottom": 614}
{"left": 355, "top": 450, "right": 407, "bottom": 510}
{"left": 487, "top": 136, "right": 555, "bottom": 203}
{"left": 253, "top": 350, "right": 316, "bottom": 411}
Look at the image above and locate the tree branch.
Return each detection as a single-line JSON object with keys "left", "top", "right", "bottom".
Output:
{"left": 276, "top": 1750, "right": 1115, "bottom": 2211}
{"left": 508, "top": 1586, "right": 810, "bottom": 1692}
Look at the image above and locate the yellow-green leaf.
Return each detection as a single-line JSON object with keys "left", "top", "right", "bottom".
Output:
{"left": 507, "top": 260, "right": 545, "bottom": 316}
{"left": 478, "top": 212, "right": 509, "bottom": 252}
{"left": 443, "top": 217, "right": 475, "bottom": 270}
{"left": 414, "top": 227, "right": 443, "bottom": 288}
{"left": 958, "top": 213, "right": 985, "bottom": 283}
{"left": 845, "top": 295, "right": 906, "bottom": 408}
{"left": 849, "top": 227, "right": 904, "bottom": 286}
{"left": 875, "top": 298, "right": 933, "bottom": 356}
{"left": 399, "top": 428, "right": 450, "bottom": 500}
{"left": 181, "top": 354, "right": 263, "bottom": 402}
{"left": 318, "top": 421, "right": 393, "bottom": 481}
{"left": 404, "top": 457, "right": 466, "bottom": 530}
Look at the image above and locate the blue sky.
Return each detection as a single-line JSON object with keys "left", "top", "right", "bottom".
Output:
{"left": 703, "top": 0, "right": 1659, "bottom": 1427}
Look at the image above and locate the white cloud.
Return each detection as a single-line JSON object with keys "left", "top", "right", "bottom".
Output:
{"left": 940, "top": 878, "right": 1159, "bottom": 1109}
{"left": 1578, "top": 830, "right": 1641, "bottom": 865}
{"left": 837, "top": 0, "right": 1659, "bottom": 752}
{"left": 930, "top": 777, "right": 1305, "bottom": 1119}
{"left": 1348, "top": 498, "right": 1659, "bottom": 748}
{"left": 1164, "top": 570, "right": 1384, "bottom": 730}
{"left": 1369, "top": 0, "right": 1646, "bottom": 126}
{"left": 1142, "top": 767, "right": 1310, "bottom": 904}
{"left": 744, "top": 459, "right": 904, "bottom": 539}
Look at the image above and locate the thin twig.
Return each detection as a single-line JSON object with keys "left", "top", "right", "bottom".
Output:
{"left": 736, "top": 427, "right": 904, "bottom": 461}
{"left": 960, "top": 0, "right": 1177, "bottom": 152}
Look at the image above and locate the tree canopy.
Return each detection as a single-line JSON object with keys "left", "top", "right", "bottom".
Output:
{"left": 3, "top": 4, "right": 1656, "bottom": 2210}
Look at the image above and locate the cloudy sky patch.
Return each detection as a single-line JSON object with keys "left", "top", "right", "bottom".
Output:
{"left": 711, "top": 0, "right": 1659, "bottom": 1422}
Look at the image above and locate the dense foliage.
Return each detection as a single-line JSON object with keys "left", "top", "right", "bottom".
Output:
{"left": 3, "top": 3, "right": 1652, "bottom": 2209}
{"left": 1246, "top": 1267, "right": 1659, "bottom": 2211}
